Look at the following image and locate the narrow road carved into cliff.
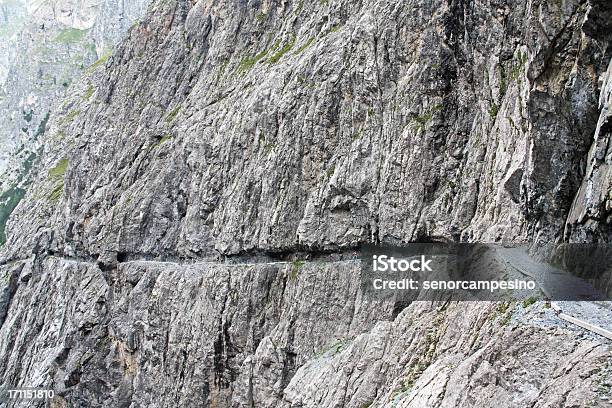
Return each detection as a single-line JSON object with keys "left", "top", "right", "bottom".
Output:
{"left": 495, "top": 246, "right": 612, "bottom": 340}
{"left": 55, "top": 245, "right": 612, "bottom": 341}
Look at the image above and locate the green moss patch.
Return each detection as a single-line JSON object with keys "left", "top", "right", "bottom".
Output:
{"left": 165, "top": 106, "right": 181, "bottom": 123}
{"left": 412, "top": 104, "right": 443, "bottom": 132}
{"left": 47, "top": 158, "right": 69, "bottom": 202}
{"left": 60, "top": 109, "right": 81, "bottom": 126}
{"left": 489, "top": 103, "right": 499, "bottom": 119}
{"left": 290, "top": 260, "right": 305, "bottom": 280}
{"left": 83, "top": 84, "right": 95, "bottom": 100}
{"left": 263, "top": 142, "right": 276, "bottom": 154}
{"left": 154, "top": 134, "right": 173, "bottom": 147}
{"left": 49, "top": 158, "right": 68, "bottom": 179}
{"left": 522, "top": 296, "right": 537, "bottom": 308}
{"left": 86, "top": 52, "right": 111, "bottom": 73}
{"left": 323, "top": 24, "right": 343, "bottom": 36}
{"left": 268, "top": 35, "right": 296, "bottom": 64}
{"left": 510, "top": 51, "right": 528, "bottom": 80}
{"left": 237, "top": 49, "right": 269, "bottom": 73}
{"left": 295, "top": 37, "right": 315, "bottom": 55}
{"left": 54, "top": 28, "right": 87, "bottom": 44}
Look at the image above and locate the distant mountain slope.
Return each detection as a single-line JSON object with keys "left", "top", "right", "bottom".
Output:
{"left": 0, "top": 0, "right": 150, "bottom": 244}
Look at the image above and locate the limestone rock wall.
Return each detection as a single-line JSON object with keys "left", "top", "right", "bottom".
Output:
{"left": 0, "top": 0, "right": 611, "bottom": 407}
{"left": 0, "top": 0, "right": 150, "bottom": 244}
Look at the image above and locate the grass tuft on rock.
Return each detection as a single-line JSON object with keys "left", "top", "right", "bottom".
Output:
{"left": 47, "top": 158, "right": 69, "bottom": 202}
{"left": 290, "top": 260, "right": 305, "bottom": 280}
{"left": 522, "top": 296, "right": 537, "bottom": 308}
{"left": 86, "top": 52, "right": 112, "bottom": 73}
{"left": 54, "top": 28, "right": 87, "bottom": 44}
{"left": 154, "top": 134, "right": 173, "bottom": 147}
{"left": 83, "top": 84, "right": 95, "bottom": 100}
{"left": 60, "top": 109, "right": 81, "bottom": 126}
{"left": 295, "top": 37, "right": 315, "bottom": 55}
{"left": 165, "top": 106, "right": 181, "bottom": 123}
{"left": 237, "top": 50, "right": 269, "bottom": 73}
{"left": 268, "top": 35, "right": 296, "bottom": 64}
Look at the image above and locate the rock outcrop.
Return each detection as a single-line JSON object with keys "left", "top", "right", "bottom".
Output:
{"left": 0, "top": 0, "right": 150, "bottom": 244}
{"left": 0, "top": 0, "right": 611, "bottom": 407}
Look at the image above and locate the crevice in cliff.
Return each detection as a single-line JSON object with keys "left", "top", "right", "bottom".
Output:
{"left": 213, "top": 271, "right": 237, "bottom": 389}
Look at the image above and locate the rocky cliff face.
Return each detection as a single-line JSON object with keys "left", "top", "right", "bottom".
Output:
{"left": 566, "top": 56, "right": 612, "bottom": 243}
{"left": 0, "top": 0, "right": 150, "bottom": 244}
{"left": 0, "top": 0, "right": 611, "bottom": 407}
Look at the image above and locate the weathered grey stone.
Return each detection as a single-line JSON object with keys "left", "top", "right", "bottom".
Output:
{"left": 566, "top": 57, "right": 612, "bottom": 242}
{"left": 0, "top": 0, "right": 610, "bottom": 406}
{"left": 0, "top": 0, "right": 151, "bottom": 246}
